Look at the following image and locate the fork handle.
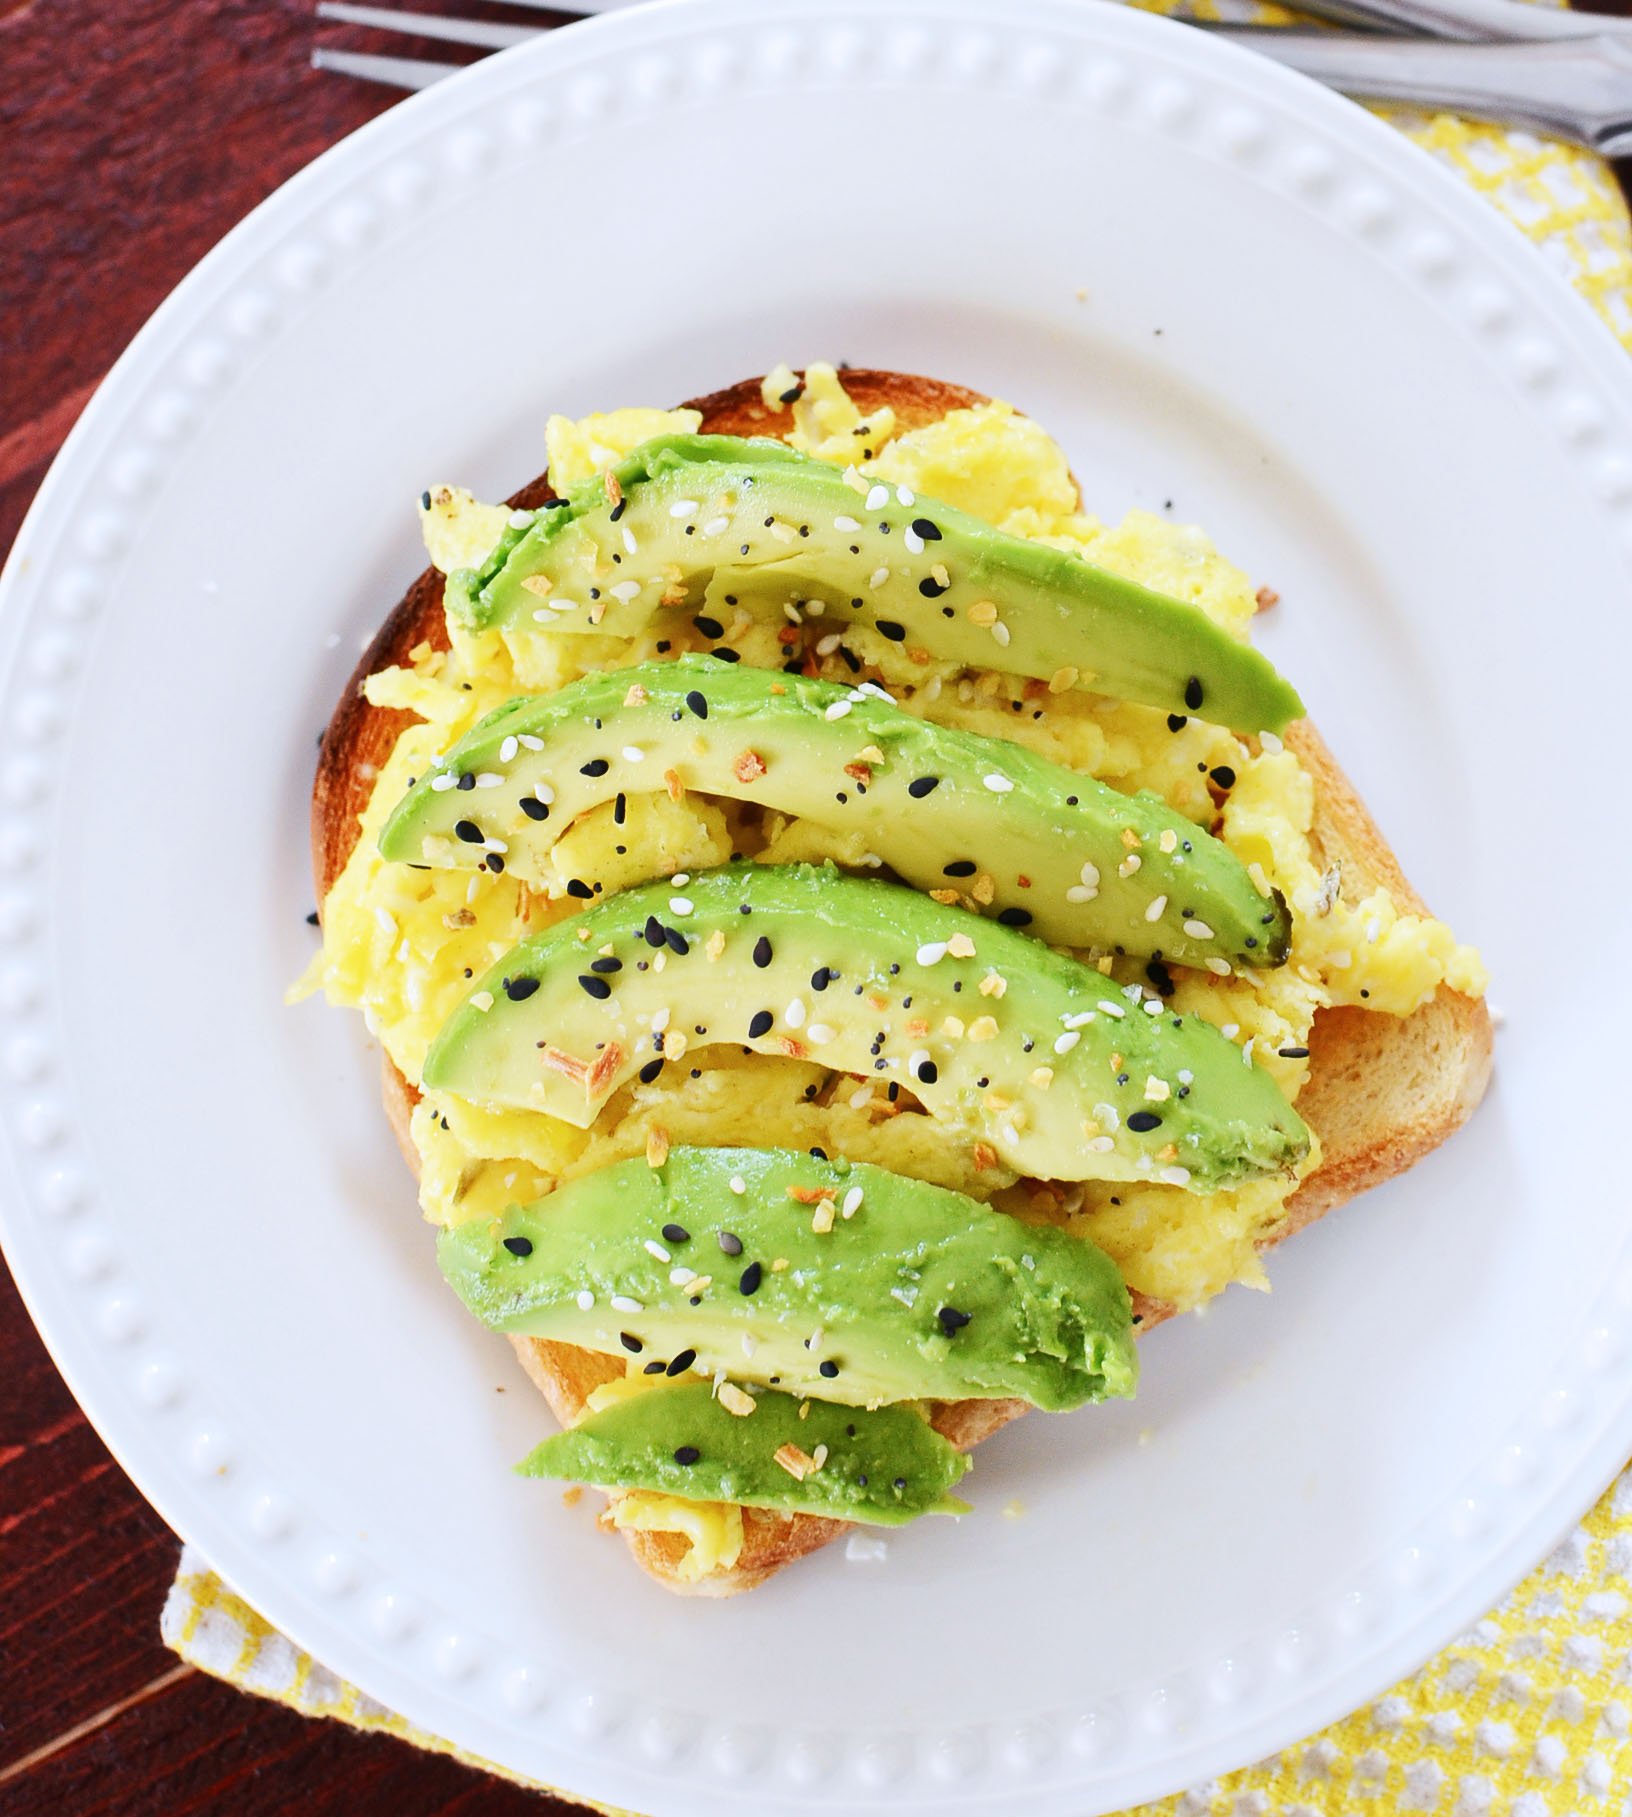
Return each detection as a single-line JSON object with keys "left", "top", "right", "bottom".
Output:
{"left": 1206, "top": 29, "right": 1632, "bottom": 153}
{"left": 1287, "top": 0, "right": 1632, "bottom": 44}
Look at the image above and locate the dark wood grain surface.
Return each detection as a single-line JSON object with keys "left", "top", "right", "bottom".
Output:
{"left": 4, "top": 1, "right": 1632, "bottom": 1811}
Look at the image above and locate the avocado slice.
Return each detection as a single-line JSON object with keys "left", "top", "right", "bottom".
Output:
{"left": 517, "top": 1380, "right": 971, "bottom": 1526}
{"left": 438, "top": 1146, "right": 1137, "bottom": 1411}
{"left": 445, "top": 434, "right": 1303, "bottom": 736}
{"left": 381, "top": 657, "right": 1289, "bottom": 966}
{"left": 420, "top": 864, "right": 1309, "bottom": 1191}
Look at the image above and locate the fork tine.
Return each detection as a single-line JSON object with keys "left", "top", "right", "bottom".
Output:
{"left": 316, "top": 2, "right": 540, "bottom": 51}
{"left": 311, "top": 45, "right": 461, "bottom": 89}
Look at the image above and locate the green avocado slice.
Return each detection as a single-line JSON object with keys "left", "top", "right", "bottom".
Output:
{"left": 380, "top": 657, "right": 1289, "bottom": 966}
{"left": 438, "top": 1146, "right": 1137, "bottom": 1412}
{"left": 420, "top": 864, "right": 1310, "bottom": 1191}
{"left": 444, "top": 434, "right": 1303, "bottom": 736}
{"left": 516, "top": 1380, "right": 971, "bottom": 1526}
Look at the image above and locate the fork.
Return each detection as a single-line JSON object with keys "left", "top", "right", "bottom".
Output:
{"left": 311, "top": 0, "right": 1632, "bottom": 156}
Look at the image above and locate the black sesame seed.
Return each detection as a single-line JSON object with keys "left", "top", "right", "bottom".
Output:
{"left": 454, "top": 819, "right": 484, "bottom": 844}
{"left": 503, "top": 976, "right": 539, "bottom": 1001}
{"left": 656, "top": 639, "right": 671, "bottom": 653}
{"left": 711, "top": 647, "right": 741, "bottom": 664}
{"left": 1184, "top": 676, "right": 1204, "bottom": 711}
{"left": 566, "top": 878, "right": 594, "bottom": 900}
{"left": 942, "top": 860, "right": 977, "bottom": 878}
{"left": 739, "top": 1262, "right": 763, "bottom": 1295}
{"left": 748, "top": 1009, "right": 774, "bottom": 1038}
{"left": 684, "top": 689, "right": 709, "bottom": 720}
{"left": 619, "top": 1332, "right": 643, "bottom": 1353}
{"left": 611, "top": 792, "right": 626, "bottom": 827}
{"left": 420, "top": 489, "right": 432, "bottom": 509}
{"left": 779, "top": 383, "right": 803, "bottom": 404}
{"left": 937, "top": 1306, "right": 972, "bottom": 1334}
{"left": 916, "top": 1058, "right": 939, "bottom": 1084}
{"left": 577, "top": 974, "right": 611, "bottom": 1000}
{"left": 643, "top": 1359, "right": 666, "bottom": 1374}
{"left": 664, "top": 926, "right": 689, "bottom": 956}
{"left": 486, "top": 853, "right": 505, "bottom": 874}
{"left": 662, "top": 1223, "right": 690, "bottom": 1245}
{"left": 910, "top": 517, "right": 942, "bottom": 541}
{"left": 717, "top": 1231, "right": 743, "bottom": 1256}
{"left": 643, "top": 914, "right": 666, "bottom": 947}
{"left": 580, "top": 758, "right": 610, "bottom": 778}
{"left": 502, "top": 1235, "right": 533, "bottom": 1257}
{"left": 590, "top": 956, "right": 622, "bottom": 974}
{"left": 818, "top": 1360, "right": 840, "bottom": 1378}
{"left": 673, "top": 1445, "right": 701, "bottom": 1465}
{"left": 1166, "top": 714, "right": 1188, "bottom": 734}
{"left": 907, "top": 776, "right": 940, "bottom": 799}
{"left": 918, "top": 576, "right": 949, "bottom": 598}
{"left": 519, "top": 797, "right": 550, "bottom": 821}
{"left": 876, "top": 620, "right": 907, "bottom": 642}
{"left": 1278, "top": 1045, "right": 1310, "bottom": 1059}
{"left": 457, "top": 771, "right": 476, "bottom": 791}
{"left": 997, "top": 907, "right": 1033, "bottom": 927}
{"left": 666, "top": 1349, "right": 697, "bottom": 1377}
{"left": 693, "top": 615, "right": 724, "bottom": 639}
{"left": 305, "top": 910, "right": 320, "bottom": 927}
{"left": 1210, "top": 766, "right": 1237, "bottom": 790}
{"left": 752, "top": 935, "right": 773, "bottom": 968}
{"left": 1127, "top": 1110, "right": 1163, "bottom": 1133}
{"left": 638, "top": 1057, "right": 665, "bottom": 1084}
{"left": 810, "top": 966, "right": 833, "bottom": 992}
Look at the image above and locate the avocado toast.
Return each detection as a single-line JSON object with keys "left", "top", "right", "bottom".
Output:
{"left": 308, "top": 368, "right": 1491, "bottom": 1594}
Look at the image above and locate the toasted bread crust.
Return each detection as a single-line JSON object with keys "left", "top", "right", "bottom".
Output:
{"left": 317, "top": 371, "right": 1490, "bottom": 1595}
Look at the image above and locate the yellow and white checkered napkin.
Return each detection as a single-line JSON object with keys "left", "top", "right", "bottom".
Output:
{"left": 163, "top": 76, "right": 1632, "bottom": 1817}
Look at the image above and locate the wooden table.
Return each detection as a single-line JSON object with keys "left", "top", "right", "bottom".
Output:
{"left": 3, "top": 2, "right": 1629, "bottom": 1810}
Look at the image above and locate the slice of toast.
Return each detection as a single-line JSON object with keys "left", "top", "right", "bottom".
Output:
{"left": 313, "top": 371, "right": 1491, "bottom": 1595}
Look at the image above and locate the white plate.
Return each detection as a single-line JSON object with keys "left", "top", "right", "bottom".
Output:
{"left": 4, "top": 1, "right": 1630, "bottom": 1809}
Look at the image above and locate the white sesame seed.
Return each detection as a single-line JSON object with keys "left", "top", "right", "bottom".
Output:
{"left": 983, "top": 773, "right": 1014, "bottom": 793}
{"left": 1159, "top": 1165, "right": 1192, "bottom": 1186}
{"left": 909, "top": 1048, "right": 931, "bottom": 1078}
{"left": 532, "top": 607, "right": 553, "bottom": 622}
{"left": 916, "top": 941, "right": 948, "bottom": 966}
{"left": 1118, "top": 854, "right": 1142, "bottom": 876}
{"left": 741, "top": 1333, "right": 757, "bottom": 1357}
{"left": 866, "top": 485, "right": 889, "bottom": 511}
{"left": 430, "top": 773, "right": 456, "bottom": 792}
{"left": 1259, "top": 730, "right": 1284, "bottom": 753}
{"left": 1086, "top": 1135, "right": 1115, "bottom": 1153}
{"left": 1054, "top": 1031, "right": 1081, "bottom": 1054}
{"left": 869, "top": 566, "right": 890, "bottom": 588}
{"left": 824, "top": 700, "right": 853, "bottom": 721}
{"left": 534, "top": 783, "right": 555, "bottom": 804}
{"left": 499, "top": 735, "right": 519, "bottom": 764}
{"left": 1183, "top": 919, "right": 1215, "bottom": 940}
{"left": 729, "top": 1175, "right": 746, "bottom": 1195}
{"left": 842, "top": 1187, "right": 863, "bottom": 1217}
{"left": 1097, "top": 1000, "right": 1126, "bottom": 1019}
{"left": 1177, "top": 1068, "right": 1193, "bottom": 1084}
{"left": 474, "top": 772, "right": 503, "bottom": 788}
{"left": 807, "top": 1023, "right": 836, "bottom": 1044}
{"left": 833, "top": 514, "right": 861, "bottom": 533}
{"left": 1066, "top": 885, "right": 1097, "bottom": 903}
{"left": 622, "top": 745, "right": 645, "bottom": 762}
{"left": 1143, "top": 999, "right": 1163, "bottom": 1015}
{"left": 669, "top": 499, "right": 699, "bottom": 518}
{"left": 1206, "top": 957, "right": 1233, "bottom": 975}
{"left": 576, "top": 1290, "right": 595, "bottom": 1310}
{"left": 669, "top": 897, "right": 694, "bottom": 916}
{"left": 549, "top": 597, "right": 578, "bottom": 612}
{"left": 848, "top": 1086, "right": 873, "bottom": 1109}
{"left": 815, "top": 632, "right": 842, "bottom": 655}
{"left": 903, "top": 526, "right": 925, "bottom": 554}
{"left": 857, "top": 682, "right": 895, "bottom": 703}
{"left": 1062, "top": 1010, "right": 1096, "bottom": 1028}
{"left": 669, "top": 1267, "right": 695, "bottom": 1288}
{"left": 896, "top": 486, "right": 915, "bottom": 506}
{"left": 644, "top": 1239, "right": 671, "bottom": 1262}
{"left": 1145, "top": 894, "right": 1168, "bottom": 922}
{"left": 785, "top": 998, "right": 807, "bottom": 1029}
{"left": 610, "top": 580, "right": 641, "bottom": 603}
{"left": 990, "top": 621, "right": 1011, "bottom": 648}
{"left": 483, "top": 837, "right": 508, "bottom": 855}
{"left": 609, "top": 1294, "right": 644, "bottom": 1313}
{"left": 702, "top": 516, "right": 730, "bottom": 536}
{"left": 783, "top": 602, "right": 803, "bottom": 624}
{"left": 1221, "top": 1023, "right": 1240, "bottom": 1040}
{"left": 518, "top": 734, "right": 544, "bottom": 751}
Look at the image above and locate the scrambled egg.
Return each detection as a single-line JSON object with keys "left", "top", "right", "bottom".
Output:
{"left": 303, "top": 362, "right": 1485, "bottom": 1318}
